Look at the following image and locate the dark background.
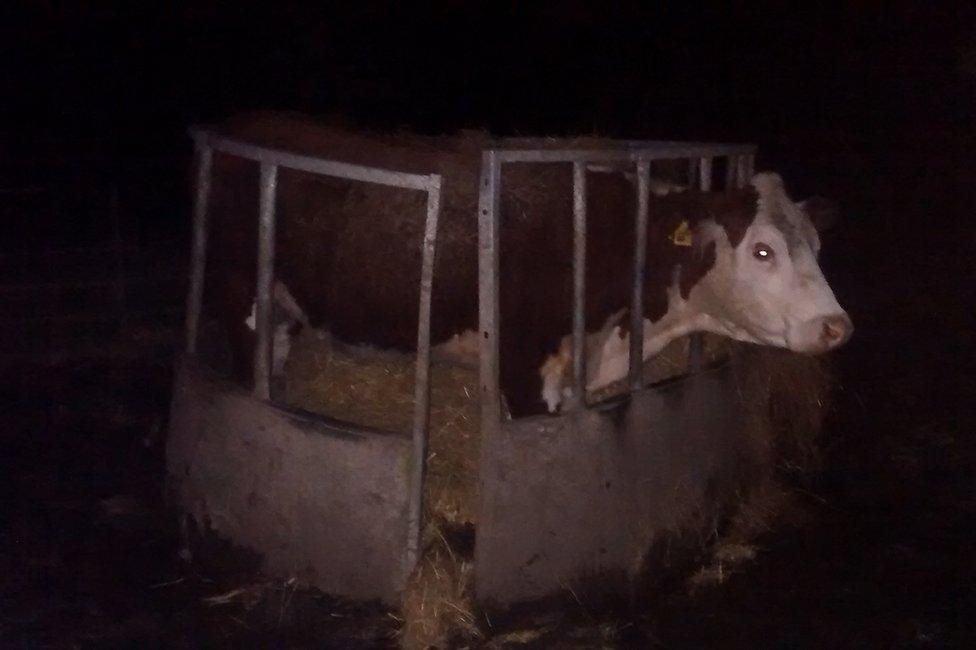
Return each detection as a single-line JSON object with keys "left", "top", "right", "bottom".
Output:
{"left": 5, "top": 2, "right": 974, "bottom": 227}
{"left": 2, "top": 2, "right": 975, "bottom": 647}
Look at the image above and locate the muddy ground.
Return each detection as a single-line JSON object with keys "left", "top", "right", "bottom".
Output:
{"left": 2, "top": 132, "right": 974, "bottom": 647}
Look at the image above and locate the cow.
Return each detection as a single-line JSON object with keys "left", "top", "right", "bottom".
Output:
{"left": 204, "top": 113, "right": 851, "bottom": 417}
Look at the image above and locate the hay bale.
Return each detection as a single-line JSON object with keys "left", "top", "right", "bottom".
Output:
{"left": 681, "top": 345, "right": 834, "bottom": 595}
{"left": 731, "top": 344, "right": 834, "bottom": 475}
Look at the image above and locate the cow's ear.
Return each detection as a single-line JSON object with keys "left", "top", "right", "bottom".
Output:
{"left": 798, "top": 196, "right": 840, "bottom": 232}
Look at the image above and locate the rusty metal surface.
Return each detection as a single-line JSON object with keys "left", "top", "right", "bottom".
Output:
{"left": 166, "top": 355, "right": 413, "bottom": 605}
{"left": 475, "top": 364, "right": 749, "bottom": 607}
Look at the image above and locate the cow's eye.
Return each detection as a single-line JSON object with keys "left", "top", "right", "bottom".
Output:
{"left": 753, "top": 243, "right": 774, "bottom": 261}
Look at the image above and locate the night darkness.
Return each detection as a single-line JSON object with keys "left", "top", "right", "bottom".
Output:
{"left": 3, "top": 2, "right": 976, "bottom": 647}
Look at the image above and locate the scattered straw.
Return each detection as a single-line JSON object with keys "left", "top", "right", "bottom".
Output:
{"left": 397, "top": 533, "right": 480, "bottom": 650}
{"left": 202, "top": 587, "right": 250, "bottom": 606}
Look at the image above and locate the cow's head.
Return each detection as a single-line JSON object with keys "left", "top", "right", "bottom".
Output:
{"left": 538, "top": 172, "right": 852, "bottom": 414}
{"left": 689, "top": 173, "right": 852, "bottom": 354}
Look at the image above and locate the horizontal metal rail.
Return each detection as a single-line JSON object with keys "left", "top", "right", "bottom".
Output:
{"left": 495, "top": 143, "right": 756, "bottom": 164}
{"left": 190, "top": 128, "right": 439, "bottom": 192}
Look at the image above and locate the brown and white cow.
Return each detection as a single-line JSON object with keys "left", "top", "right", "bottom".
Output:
{"left": 204, "top": 113, "right": 851, "bottom": 417}
{"left": 538, "top": 172, "right": 850, "bottom": 411}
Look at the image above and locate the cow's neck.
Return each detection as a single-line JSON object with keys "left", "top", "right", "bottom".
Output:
{"left": 643, "top": 306, "right": 704, "bottom": 358}
{"left": 585, "top": 292, "right": 707, "bottom": 393}
{"left": 542, "top": 264, "right": 747, "bottom": 413}
{"left": 579, "top": 258, "right": 760, "bottom": 398}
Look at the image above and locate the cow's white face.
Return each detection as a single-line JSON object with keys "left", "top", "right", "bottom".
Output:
{"left": 693, "top": 173, "right": 852, "bottom": 354}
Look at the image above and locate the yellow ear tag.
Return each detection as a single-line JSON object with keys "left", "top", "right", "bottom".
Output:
{"left": 669, "top": 220, "right": 693, "bottom": 247}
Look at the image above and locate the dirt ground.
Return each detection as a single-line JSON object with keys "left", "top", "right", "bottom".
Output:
{"left": 2, "top": 133, "right": 975, "bottom": 647}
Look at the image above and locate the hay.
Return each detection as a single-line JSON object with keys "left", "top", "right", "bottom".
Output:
{"left": 683, "top": 345, "right": 834, "bottom": 596}
{"left": 397, "top": 528, "right": 480, "bottom": 650}
{"left": 731, "top": 344, "right": 834, "bottom": 475}
{"left": 284, "top": 329, "right": 481, "bottom": 526}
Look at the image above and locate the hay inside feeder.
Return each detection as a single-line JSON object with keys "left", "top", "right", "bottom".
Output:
{"left": 284, "top": 329, "right": 481, "bottom": 526}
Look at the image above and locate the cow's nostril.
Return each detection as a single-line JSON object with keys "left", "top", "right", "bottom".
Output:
{"left": 821, "top": 314, "right": 852, "bottom": 346}
{"left": 823, "top": 320, "right": 841, "bottom": 341}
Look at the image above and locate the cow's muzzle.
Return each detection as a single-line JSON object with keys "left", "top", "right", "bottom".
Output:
{"left": 821, "top": 313, "right": 854, "bottom": 349}
{"left": 790, "top": 312, "right": 853, "bottom": 354}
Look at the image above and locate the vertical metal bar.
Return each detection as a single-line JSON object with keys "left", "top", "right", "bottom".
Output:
{"left": 743, "top": 153, "right": 755, "bottom": 187}
{"left": 253, "top": 162, "right": 278, "bottom": 400}
{"left": 724, "top": 155, "right": 738, "bottom": 191}
{"left": 736, "top": 153, "right": 754, "bottom": 189}
{"left": 629, "top": 160, "right": 650, "bottom": 390}
{"left": 569, "top": 161, "right": 587, "bottom": 410}
{"left": 688, "top": 156, "right": 713, "bottom": 373}
{"left": 478, "top": 151, "right": 502, "bottom": 433}
{"left": 405, "top": 176, "right": 442, "bottom": 574}
{"left": 698, "top": 156, "right": 713, "bottom": 192}
{"left": 185, "top": 144, "right": 212, "bottom": 353}
{"left": 687, "top": 157, "right": 698, "bottom": 188}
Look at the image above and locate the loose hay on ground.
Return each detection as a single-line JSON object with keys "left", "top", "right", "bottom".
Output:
{"left": 397, "top": 531, "right": 480, "bottom": 650}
